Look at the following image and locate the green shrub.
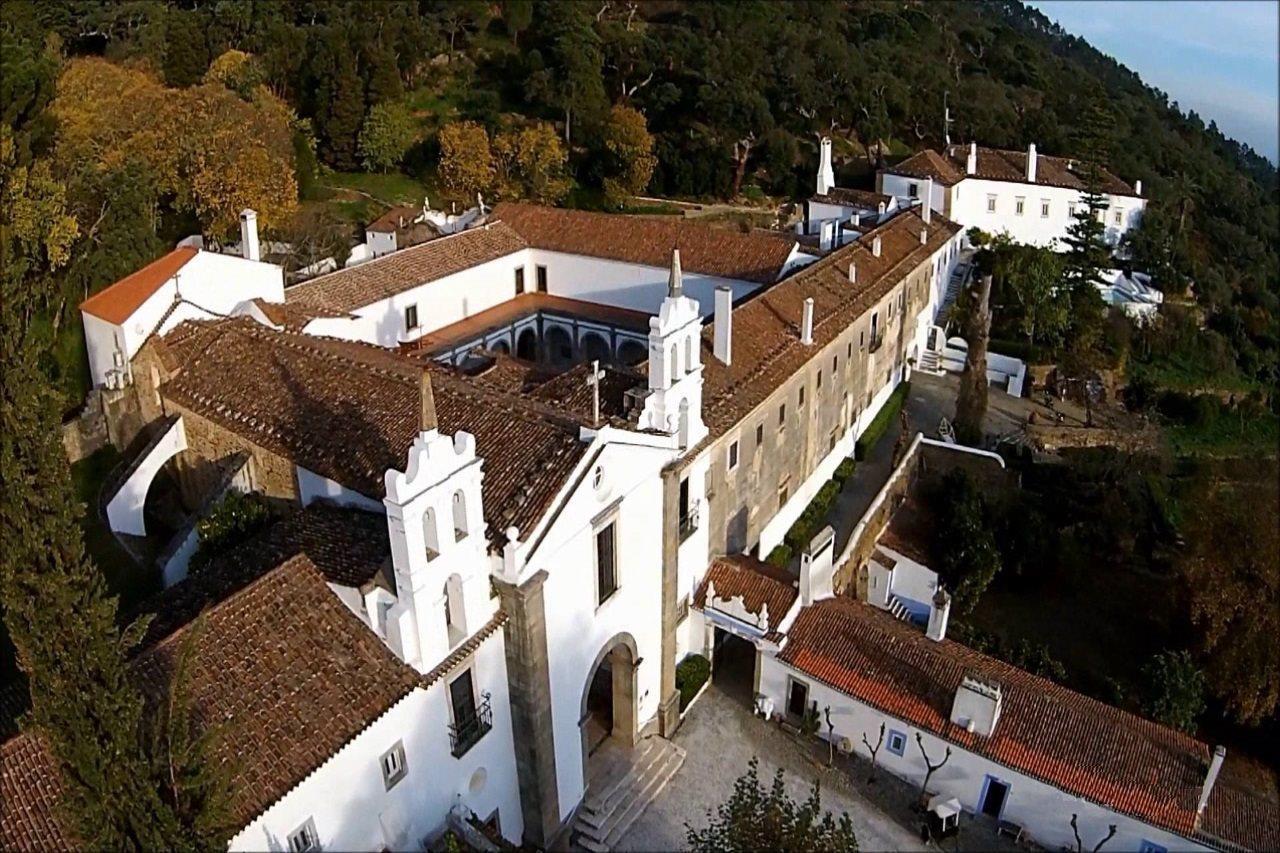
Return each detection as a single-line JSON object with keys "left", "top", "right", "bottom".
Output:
{"left": 855, "top": 382, "right": 910, "bottom": 460}
{"left": 833, "top": 458, "right": 856, "bottom": 486}
{"left": 676, "top": 654, "right": 711, "bottom": 710}
{"left": 766, "top": 544, "right": 792, "bottom": 567}
{"left": 192, "top": 491, "right": 271, "bottom": 572}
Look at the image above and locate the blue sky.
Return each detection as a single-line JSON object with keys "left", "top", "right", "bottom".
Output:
{"left": 1029, "top": 0, "right": 1280, "bottom": 161}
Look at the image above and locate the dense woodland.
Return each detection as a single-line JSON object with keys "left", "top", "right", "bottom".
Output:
{"left": 1, "top": 1, "right": 1277, "bottom": 840}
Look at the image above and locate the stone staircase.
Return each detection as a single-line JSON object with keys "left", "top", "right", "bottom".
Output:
{"left": 571, "top": 736, "right": 686, "bottom": 852}
{"left": 887, "top": 595, "right": 912, "bottom": 622}
{"left": 917, "top": 347, "right": 943, "bottom": 375}
{"left": 937, "top": 260, "right": 972, "bottom": 324}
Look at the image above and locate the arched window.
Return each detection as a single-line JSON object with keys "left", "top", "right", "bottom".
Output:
{"left": 423, "top": 508, "right": 440, "bottom": 560}
{"left": 443, "top": 573, "right": 466, "bottom": 646}
{"left": 669, "top": 343, "right": 679, "bottom": 383}
{"left": 452, "top": 489, "right": 468, "bottom": 541}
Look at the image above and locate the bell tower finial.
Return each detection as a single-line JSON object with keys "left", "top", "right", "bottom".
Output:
{"left": 668, "top": 247, "right": 683, "bottom": 298}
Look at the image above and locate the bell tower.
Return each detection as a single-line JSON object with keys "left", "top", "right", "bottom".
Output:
{"left": 639, "top": 249, "right": 707, "bottom": 449}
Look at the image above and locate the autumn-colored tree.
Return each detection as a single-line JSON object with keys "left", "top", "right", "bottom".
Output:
{"left": 358, "top": 100, "right": 417, "bottom": 172}
{"left": 1181, "top": 482, "right": 1280, "bottom": 724}
{"left": 438, "top": 120, "right": 493, "bottom": 199}
{"left": 204, "top": 49, "right": 265, "bottom": 99}
{"left": 494, "top": 123, "right": 571, "bottom": 204}
{"left": 601, "top": 104, "right": 655, "bottom": 207}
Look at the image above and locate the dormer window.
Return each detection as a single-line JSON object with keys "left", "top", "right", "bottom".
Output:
{"left": 452, "top": 490, "right": 468, "bottom": 541}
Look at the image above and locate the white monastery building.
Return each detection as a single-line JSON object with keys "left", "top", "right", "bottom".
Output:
{"left": 2, "top": 196, "right": 1270, "bottom": 853}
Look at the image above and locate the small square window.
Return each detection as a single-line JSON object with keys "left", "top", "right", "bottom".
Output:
{"left": 986, "top": 194, "right": 997, "bottom": 213}
{"left": 728, "top": 440, "right": 740, "bottom": 471}
{"left": 886, "top": 730, "right": 907, "bottom": 756}
{"left": 288, "top": 818, "right": 320, "bottom": 852}
{"left": 381, "top": 741, "right": 407, "bottom": 790}
{"left": 1040, "top": 199, "right": 1050, "bottom": 218}
{"left": 404, "top": 304, "right": 419, "bottom": 331}
{"left": 1114, "top": 209, "right": 1123, "bottom": 225}
{"left": 1014, "top": 197, "right": 1025, "bottom": 216}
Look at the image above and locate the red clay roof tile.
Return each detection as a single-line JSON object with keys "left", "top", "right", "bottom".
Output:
{"left": 79, "top": 246, "right": 198, "bottom": 324}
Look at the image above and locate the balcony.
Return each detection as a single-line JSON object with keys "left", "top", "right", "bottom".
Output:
{"left": 868, "top": 330, "right": 885, "bottom": 354}
{"left": 678, "top": 500, "right": 701, "bottom": 543}
{"left": 449, "top": 693, "right": 493, "bottom": 758}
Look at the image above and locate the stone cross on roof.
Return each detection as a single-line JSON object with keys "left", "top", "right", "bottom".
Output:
{"left": 585, "top": 359, "right": 606, "bottom": 426}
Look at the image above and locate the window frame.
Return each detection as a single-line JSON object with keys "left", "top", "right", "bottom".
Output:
{"left": 886, "top": 729, "right": 907, "bottom": 756}
{"left": 1040, "top": 199, "right": 1050, "bottom": 218}
{"left": 1014, "top": 196, "right": 1025, "bottom": 216}
{"left": 514, "top": 266, "right": 525, "bottom": 294}
{"left": 536, "top": 264, "right": 548, "bottom": 293}
{"left": 287, "top": 818, "right": 320, "bottom": 853}
{"left": 785, "top": 677, "right": 809, "bottom": 719}
{"left": 380, "top": 740, "right": 408, "bottom": 790}
{"left": 404, "top": 303, "right": 419, "bottom": 331}
{"left": 908, "top": 182, "right": 919, "bottom": 199}
{"left": 727, "top": 439, "right": 740, "bottom": 472}
{"left": 986, "top": 194, "right": 997, "bottom": 213}
{"left": 593, "top": 514, "right": 620, "bottom": 607}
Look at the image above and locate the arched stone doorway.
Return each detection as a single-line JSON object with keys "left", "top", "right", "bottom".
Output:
{"left": 579, "top": 633, "right": 639, "bottom": 775}
{"left": 516, "top": 328, "right": 538, "bottom": 361}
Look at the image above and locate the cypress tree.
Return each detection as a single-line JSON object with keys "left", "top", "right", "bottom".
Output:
{"left": 312, "top": 32, "right": 366, "bottom": 170}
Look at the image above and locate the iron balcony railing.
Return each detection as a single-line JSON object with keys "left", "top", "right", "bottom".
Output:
{"left": 449, "top": 692, "right": 493, "bottom": 758}
{"left": 678, "top": 500, "right": 701, "bottom": 542}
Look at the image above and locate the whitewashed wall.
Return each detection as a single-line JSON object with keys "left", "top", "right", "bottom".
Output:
{"left": 758, "top": 654, "right": 1207, "bottom": 853}
{"left": 229, "top": 634, "right": 523, "bottom": 852}
{"left": 512, "top": 433, "right": 678, "bottom": 823}
{"left": 297, "top": 466, "right": 384, "bottom": 512}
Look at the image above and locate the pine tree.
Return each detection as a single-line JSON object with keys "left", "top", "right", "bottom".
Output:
{"left": 1060, "top": 98, "right": 1115, "bottom": 359}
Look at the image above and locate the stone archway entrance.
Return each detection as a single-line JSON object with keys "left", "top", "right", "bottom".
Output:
{"left": 580, "top": 634, "right": 639, "bottom": 775}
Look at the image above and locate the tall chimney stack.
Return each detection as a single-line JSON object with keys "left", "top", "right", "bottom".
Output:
{"left": 847, "top": 262, "right": 857, "bottom": 285}
{"left": 1196, "top": 746, "right": 1227, "bottom": 821}
{"left": 922, "top": 176, "right": 933, "bottom": 224}
{"left": 872, "top": 235, "right": 882, "bottom": 257}
{"left": 1026, "top": 143, "right": 1038, "bottom": 183}
{"left": 926, "top": 588, "right": 951, "bottom": 642}
{"left": 801, "top": 297, "right": 814, "bottom": 345}
{"left": 239, "top": 209, "right": 260, "bottom": 262}
{"left": 1134, "top": 179, "right": 1143, "bottom": 197}
{"left": 817, "top": 137, "right": 835, "bottom": 196}
{"left": 713, "top": 286, "right": 733, "bottom": 365}
{"left": 966, "top": 141, "right": 978, "bottom": 175}
{"left": 920, "top": 227, "right": 928, "bottom": 245}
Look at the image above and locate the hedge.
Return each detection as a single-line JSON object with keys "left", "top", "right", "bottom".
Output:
{"left": 832, "top": 458, "right": 856, "bottom": 486}
{"left": 855, "top": 381, "right": 910, "bottom": 460}
{"left": 676, "top": 654, "right": 711, "bottom": 710}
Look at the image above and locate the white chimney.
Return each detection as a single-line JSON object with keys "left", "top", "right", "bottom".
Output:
{"left": 847, "top": 262, "right": 857, "bottom": 285}
{"left": 1026, "top": 143, "right": 1038, "bottom": 183}
{"left": 922, "top": 176, "right": 933, "bottom": 223}
{"left": 1134, "top": 179, "right": 1143, "bottom": 197}
{"left": 799, "top": 526, "right": 835, "bottom": 606}
{"left": 817, "top": 137, "right": 835, "bottom": 196}
{"left": 872, "top": 235, "right": 882, "bottom": 257}
{"left": 1196, "top": 745, "right": 1227, "bottom": 819}
{"left": 239, "top": 209, "right": 260, "bottom": 262}
{"left": 966, "top": 141, "right": 977, "bottom": 175}
{"left": 800, "top": 297, "right": 814, "bottom": 345}
{"left": 920, "top": 228, "right": 928, "bottom": 245}
{"left": 877, "top": 201, "right": 886, "bottom": 215}
{"left": 713, "top": 285, "right": 733, "bottom": 365}
{"left": 950, "top": 676, "right": 1002, "bottom": 738}
{"left": 926, "top": 588, "right": 951, "bottom": 642}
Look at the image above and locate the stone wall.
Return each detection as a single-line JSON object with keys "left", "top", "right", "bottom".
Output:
{"left": 702, "top": 264, "right": 933, "bottom": 559}
{"left": 163, "top": 401, "right": 299, "bottom": 507}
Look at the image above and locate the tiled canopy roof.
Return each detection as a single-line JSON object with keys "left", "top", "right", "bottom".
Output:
{"left": 777, "top": 597, "right": 1262, "bottom": 847}
{"left": 285, "top": 221, "right": 528, "bottom": 316}
{"left": 693, "top": 555, "right": 799, "bottom": 635}
{"left": 159, "top": 318, "right": 587, "bottom": 546}
{"left": 696, "top": 208, "right": 960, "bottom": 442}
{"left": 887, "top": 145, "right": 1138, "bottom": 196}
{"left": 79, "top": 246, "right": 198, "bottom": 324}
{"left": 493, "top": 202, "right": 797, "bottom": 284}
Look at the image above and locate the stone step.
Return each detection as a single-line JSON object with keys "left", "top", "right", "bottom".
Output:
{"left": 581, "top": 739, "right": 664, "bottom": 819}
{"left": 574, "top": 743, "right": 685, "bottom": 851}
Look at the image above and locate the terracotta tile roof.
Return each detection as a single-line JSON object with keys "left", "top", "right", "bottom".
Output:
{"left": 493, "top": 202, "right": 796, "bottom": 284}
{"left": 778, "top": 597, "right": 1227, "bottom": 844}
{"left": 887, "top": 146, "right": 1138, "bottom": 196}
{"left": 367, "top": 204, "right": 423, "bottom": 233}
{"left": 1197, "top": 767, "right": 1280, "bottom": 852}
{"left": 527, "top": 362, "right": 647, "bottom": 426}
{"left": 160, "top": 318, "right": 586, "bottom": 547}
{"left": 79, "top": 246, "right": 198, "bottom": 324}
{"left": 131, "top": 554, "right": 424, "bottom": 829}
{"left": 693, "top": 555, "right": 799, "bottom": 633}
{"left": 812, "top": 187, "right": 893, "bottom": 209}
{"left": 285, "top": 222, "right": 528, "bottom": 316}
{"left": 0, "top": 732, "right": 75, "bottom": 851}
{"left": 696, "top": 209, "right": 960, "bottom": 443}
{"left": 422, "top": 612, "right": 508, "bottom": 690}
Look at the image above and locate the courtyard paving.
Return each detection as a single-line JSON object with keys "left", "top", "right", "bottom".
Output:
{"left": 615, "top": 684, "right": 928, "bottom": 852}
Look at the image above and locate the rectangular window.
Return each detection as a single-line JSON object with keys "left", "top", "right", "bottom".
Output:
{"left": 786, "top": 678, "right": 809, "bottom": 718}
{"left": 1114, "top": 209, "right": 1123, "bottom": 225}
{"left": 886, "top": 730, "right": 907, "bottom": 756}
{"left": 596, "top": 522, "right": 617, "bottom": 604}
{"left": 404, "top": 304, "right": 419, "bottom": 331}
{"left": 778, "top": 403, "right": 786, "bottom": 430}
{"left": 1015, "top": 197, "right": 1025, "bottom": 216}
{"left": 288, "top": 818, "right": 320, "bottom": 853}
{"left": 727, "top": 440, "right": 740, "bottom": 471}
{"left": 514, "top": 267, "right": 525, "bottom": 294}
{"left": 799, "top": 385, "right": 806, "bottom": 407}
{"left": 1040, "top": 199, "right": 1050, "bottom": 218}
{"left": 756, "top": 423, "right": 764, "bottom": 446}
{"left": 859, "top": 330, "right": 865, "bottom": 349}
{"left": 846, "top": 342, "right": 852, "bottom": 359}
{"left": 908, "top": 182, "right": 919, "bottom": 198}
{"left": 381, "top": 741, "right": 407, "bottom": 790}
{"left": 816, "top": 369, "right": 823, "bottom": 389}
{"left": 448, "top": 668, "right": 493, "bottom": 757}
{"left": 678, "top": 477, "right": 696, "bottom": 539}
{"left": 986, "top": 194, "right": 997, "bottom": 213}
{"left": 536, "top": 265, "right": 548, "bottom": 293}
{"left": 777, "top": 478, "right": 790, "bottom": 508}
